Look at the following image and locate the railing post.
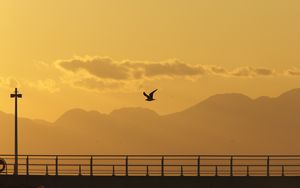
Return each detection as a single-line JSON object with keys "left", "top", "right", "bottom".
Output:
{"left": 125, "top": 156, "right": 128, "bottom": 176}
{"left": 281, "top": 165, "right": 285, "bottom": 176}
{"left": 247, "top": 165, "right": 249, "bottom": 176}
{"left": 55, "top": 156, "right": 58, "bottom": 176}
{"left": 197, "top": 156, "right": 200, "bottom": 176}
{"left": 26, "top": 156, "right": 29, "bottom": 176}
{"left": 181, "top": 165, "right": 184, "bottom": 176}
{"left": 79, "top": 165, "right": 82, "bottom": 176}
{"left": 230, "top": 156, "right": 233, "bottom": 176}
{"left": 112, "top": 165, "right": 115, "bottom": 176}
{"left": 46, "top": 164, "right": 49, "bottom": 176}
{"left": 146, "top": 165, "right": 149, "bottom": 176}
{"left": 267, "top": 156, "right": 270, "bottom": 177}
{"left": 161, "top": 156, "right": 164, "bottom": 176}
{"left": 90, "top": 156, "right": 93, "bottom": 176}
{"left": 215, "top": 166, "right": 218, "bottom": 176}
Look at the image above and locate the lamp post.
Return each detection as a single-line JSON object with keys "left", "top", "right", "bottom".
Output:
{"left": 10, "top": 88, "right": 22, "bottom": 175}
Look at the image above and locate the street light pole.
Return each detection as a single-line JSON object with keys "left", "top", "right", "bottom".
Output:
{"left": 10, "top": 88, "right": 22, "bottom": 175}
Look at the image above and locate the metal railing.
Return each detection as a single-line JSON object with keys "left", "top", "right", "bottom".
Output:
{"left": 1, "top": 155, "right": 300, "bottom": 177}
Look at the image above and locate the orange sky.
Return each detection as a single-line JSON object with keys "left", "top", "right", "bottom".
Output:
{"left": 1, "top": 0, "right": 300, "bottom": 121}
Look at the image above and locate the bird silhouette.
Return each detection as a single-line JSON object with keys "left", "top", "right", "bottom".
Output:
{"left": 143, "top": 89, "right": 158, "bottom": 101}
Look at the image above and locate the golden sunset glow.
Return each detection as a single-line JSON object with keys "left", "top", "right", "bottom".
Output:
{"left": 0, "top": 0, "right": 299, "bottom": 121}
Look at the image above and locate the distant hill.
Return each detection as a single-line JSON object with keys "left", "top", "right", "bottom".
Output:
{"left": 2, "top": 88, "right": 300, "bottom": 155}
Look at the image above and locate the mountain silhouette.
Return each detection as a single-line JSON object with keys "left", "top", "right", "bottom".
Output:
{"left": 1, "top": 88, "right": 300, "bottom": 155}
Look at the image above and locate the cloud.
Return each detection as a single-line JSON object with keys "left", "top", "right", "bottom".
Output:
{"left": 0, "top": 77, "right": 21, "bottom": 90}
{"left": 0, "top": 77, "right": 60, "bottom": 93}
{"left": 55, "top": 57, "right": 209, "bottom": 92}
{"left": 210, "top": 66, "right": 228, "bottom": 75}
{"left": 27, "top": 79, "right": 60, "bottom": 93}
{"left": 123, "top": 60, "right": 206, "bottom": 78}
{"left": 254, "top": 68, "right": 274, "bottom": 76}
{"left": 285, "top": 69, "right": 300, "bottom": 76}
{"left": 56, "top": 57, "right": 207, "bottom": 81}
{"left": 57, "top": 57, "right": 130, "bottom": 80}
{"left": 53, "top": 56, "right": 284, "bottom": 92}
{"left": 230, "top": 67, "right": 274, "bottom": 77}
{"left": 72, "top": 78, "right": 124, "bottom": 92}
{"left": 56, "top": 57, "right": 276, "bottom": 82}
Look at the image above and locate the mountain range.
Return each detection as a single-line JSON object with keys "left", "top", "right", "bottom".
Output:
{"left": 1, "top": 88, "right": 300, "bottom": 155}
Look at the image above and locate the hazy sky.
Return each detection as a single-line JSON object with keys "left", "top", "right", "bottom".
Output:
{"left": 1, "top": 0, "right": 300, "bottom": 121}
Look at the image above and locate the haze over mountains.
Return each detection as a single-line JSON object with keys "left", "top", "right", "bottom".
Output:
{"left": 1, "top": 88, "right": 300, "bottom": 155}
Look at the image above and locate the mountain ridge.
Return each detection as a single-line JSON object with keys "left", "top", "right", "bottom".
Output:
{"left": 52, "top": 88, "right": 300, "bottom": 122}
{"left": 1, "top": 88, "right": 300, "bottom": 154}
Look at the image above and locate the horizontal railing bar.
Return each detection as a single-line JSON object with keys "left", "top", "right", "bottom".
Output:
{"left": 94, "top": 164, "right": 298, "bottom": 167}
{"left": 3, "top": 154, "right": 300, "bottom": 157}
{"left": 5, "top": 158, "right": 300, "bottom": 161}
{"left": 4, "top": 158, "right": 300, "bottom": 161}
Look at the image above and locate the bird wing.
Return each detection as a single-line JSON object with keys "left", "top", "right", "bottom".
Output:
{"left": 149, "top": 89, "right": 158, "bottom": 98}
{"left": 143, "top": 92, "right": 150, "bottom": 98}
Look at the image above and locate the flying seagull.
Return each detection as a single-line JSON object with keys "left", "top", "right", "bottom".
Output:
{"left": 143, "top": 89, "right": 158, "bottom": 101}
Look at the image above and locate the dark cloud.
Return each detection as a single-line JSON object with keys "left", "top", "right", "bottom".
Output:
{"left": 58, "top": 57, "right": 130, "bottom": 80}
{"left": 254, "top": 68, "right": 274, "bottom": 76}
{"left": 55, "top": 57, "right": 209, "bottom": 92}
{"left": 56, "top": 57, "right": 207, "bottom": 81}
{"left": 54, "top": 56, "right": 281, "bottom": 92}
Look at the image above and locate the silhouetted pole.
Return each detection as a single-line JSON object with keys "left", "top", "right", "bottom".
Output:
{"left": 11, "top": 88, "right": 22, "bottom": 175}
